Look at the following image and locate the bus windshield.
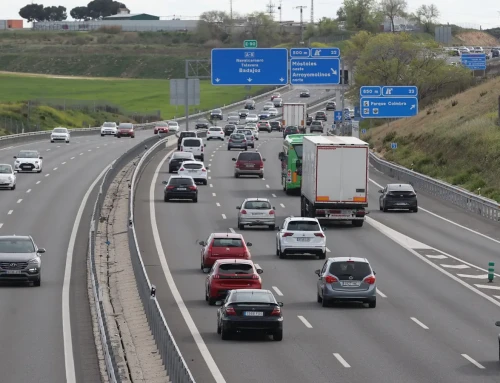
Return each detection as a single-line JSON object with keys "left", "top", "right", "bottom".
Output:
{"left": 292, "top": 144, "right": 303, "bottom": 158}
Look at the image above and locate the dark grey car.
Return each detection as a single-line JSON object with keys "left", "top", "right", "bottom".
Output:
{"left": 0, "top": 235, "right": 45, "bottom": 286}
{"left": 228, "top": 133, "right": 248, "bottom": 150}
{"left": 379, "top": 183, "right": 418, "bottom": 212}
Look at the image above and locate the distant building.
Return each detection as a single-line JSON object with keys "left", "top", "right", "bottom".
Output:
{"left": 103, "top": 9, "right": 160, "bottom": 21}
{"left": 0, "top": 20, "right": 24, "bottom": 30}
{"left": 381, "top": 16, "right": 419, "bottom": 32}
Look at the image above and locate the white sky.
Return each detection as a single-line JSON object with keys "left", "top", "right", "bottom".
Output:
{"left": 1, "top": 0, "right": 499, "bottom": 29}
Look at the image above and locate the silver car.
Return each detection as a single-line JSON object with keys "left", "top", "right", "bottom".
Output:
{"left": 0, "top": 235, "right": 45, "bottom": 286}
{"left": 316, "top": 257, "right": 376, "bottom": 308}
{"left": 237, "top": 198, "right": 276, "bottom": 230}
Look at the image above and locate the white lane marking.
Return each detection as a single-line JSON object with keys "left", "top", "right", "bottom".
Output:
{"left": 272, "top": 194, "right": 277, "bottom": 197}
{"left": 474, "top": 284, "right": 500, "bottom": 290}
{"left": 376, "top": 289, "right": 387, "bottom": 297}
{"left": 46, "top": 149, "right": 51, "bottom": 151}
{"left": 229, "top": 228, "right": 235, "bottom": 233}
{"left": 0, "top": 223, "right": 3, "bottom": 229}
{"left": 410, "top": 317, "right": 429, "bottom": 329}
{"left": 366, "top": 216, "right": 500, "bottom": 309}
{"left": 96, "top": 147, "right": 100, "bottom": 149}
{"left": 45, "top": 174, "right": 50, "bottom": 177}
{"left": 16, "top": 199, "right": 22, "bottom": 204}
{"left": 88, "top": 149, "right": 92, "bottom": 152}
{"left": 211, "top": 154, "right": 214, "bottom": 157}
{"left": 456, "top": 274, "right": 489, "bottom": 279}
{"left": 265, "top": 184, "right": 270, "bottom": 188}
{"left": 280, "top": 203, "right": 285, "bottom": 208}
{"left": 150, "top": 151, "right": 227, "bottom": 383}
{"left": 272, "top": 286, "right": 283, "bottom": 296}
{"left": 71, "top": 157, "right": 75, "bottom": 160}
{"left": 262, "top": 178, "right": 266, "bottom": 180}
{"left": 221, "top": 214, "right": 227, "bottom": 219}
{"left": 53, "top": 167, "right": 58, "bottom": 171}
{"left": 297, "top": 315, "right": 313, "bottom": 328}
{"left": 57, "top": 145, "right": 61, "bottom": 148}
{"left": 426, "top": 254, "right": 447, "bottom": 259}
{"left": 79, "top": 153, "right": 83, "bottom": 156}
{"left": 370, "top": 179, "right": 500, "bottom": 245}
{"left": 326, "top": 247, "right": 331, "bottom": 252}
{"left": 333, "top": 353, "right": 351, "bottom": 368}
{"left": 210, "top": 184, "right": 213, "bottom": 188}
{"left": 216, "top": 202, "right": 221, "bottom": 207}
{"left": 212, "top": 193, "right": 216, "bottom": 197}
{"left": 461, "top": 354, "right": 485, "bottom": 369}
{"left": 62, "top": 162, "right": 66, "bottom": 165}
{"left": 440, "top": 264, "right": 470, "bottom": 269}
{"left": 26, "top": 189, "right": 31, "bottom": 193}
{"left": 7, "top": 210, "right": 13, "bottom": 215}
{"left": 36, "top": 181, "right": 41, "bottom": 184}
{"left": 209, "top": 159, "right": 213, "bottom": 162}
{"left": 208, "top": 176, "right": 212, "bottom": 180}
{"left": 208, "top": 169, "right": 211, "bottom": 173}
{"left": 0, "top": 145, "right": 13, "bottom": 151}
{"left": 104, "top": 144, "right": 108, "bottom": 146}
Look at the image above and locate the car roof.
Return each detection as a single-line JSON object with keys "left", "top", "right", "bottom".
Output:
{"left": 388, "top": 183, "right": 414, "bottom": 190}
{"left": 244, "top": 197, "right": 270, "bottom": 202}
{"left": 169, "top": 175, "right": 194, "bottom": 180}
{"left": 214, "top": 259, "right": 254, "bottom": 266}
{"left": 286, "top": 217, "right": 319, "bottom": 222}
{"left": 211, "top": 233, "right": 244, "bottom": 238}
{"left": 328, "top": 257, "right": 369, "bottom": 263}
{"left": 0, "top": 235, "right": 32, "bottom": 241}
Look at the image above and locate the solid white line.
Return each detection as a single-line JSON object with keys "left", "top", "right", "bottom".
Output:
{"left": 456, "top": 274, "right": 489, "bottom": 279}
{"left": 272, "top": 286, "right": 283, "bottom": 296}
{"left": 45, "top": 174, "right": 50, "bottom": 177}
{"left": 71, "top": 157, "right": 75, "bottom": 160}
{"left": 440, "top": 264, "right": 470, "bottom": 269}
{"left": 62, "top": 162, "right": 66, "bottom": 165}
{"left": 272, "top": 194, "right": 277, "bottom": 197}
{"left": 221, "top": 214, "right": 227, "bottom": 219}
{"left": 150, "top": 150, "right": 227, "bottom": 383}
{"left": 461, "top": 354, "right": 485, "bottom": 369}
{"left": 425, "top": 254, "right": 447, "bottom": 259}
{"left": 326, "top": 247, "right": 331, "bottom": 252}
{"left": 0, "top": 223, "right": 3, "bottom": 229}
{"left": 36, "top": 181, "right": 41, "bottom": 184}
{"left": 210, "top": 184, "right": 213, "bottom": 188}
{"left": 63, "top": 162, "right": 112, "bottom": 383}
{"left": 297, "top": 315, "right": 313, "bottom": 328}
{"left": 376, "top": 288, "right": 387, "bottom": 298}
{"left": 16, "top": 199, "right": 22, "bottom": 204}
{"left": 53, "top": 167, "right": 58, "bottom": 171}
{"left": 26, "top": 189, "right": 31, "bottom": 193}
{"left": 333, "top": 353, "right": 351, "bottom": 368}
{"left": 474, "top": 284, "right": 500, "bottom": 290}
{"left": 229, "top": 228, "right": 235, "bottom": 233}
{"left": 265, "top": 184, "right": 270, "bottom": 188}
{"left": 216, "top": 202, "right": 221, "bottom": 207}
{"left": 410, "top": 317, "right": 429, "bottom": 329}
{"left": 7, "top": 210, "right": 13, "bottom": 215}
{"left": 280, "top": 203, "right": 285, "bottom": 208}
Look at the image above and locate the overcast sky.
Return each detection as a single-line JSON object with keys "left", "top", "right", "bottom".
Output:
{"left": 1, "top": 0, "right": 498, "bottom": 29}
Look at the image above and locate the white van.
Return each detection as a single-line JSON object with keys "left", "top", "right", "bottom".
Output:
{"left": 180, "top": 137, "right": 206, "bottom": 161}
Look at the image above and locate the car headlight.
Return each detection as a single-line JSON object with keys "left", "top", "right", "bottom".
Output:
{"left": 35, "top": 161, "right": 39, "bottom": 164}
{"left": 28, "top": 257, "right": 40, "bottom": 265}
{"left": 8, "top": 176, "right": 13, "bottom": 182}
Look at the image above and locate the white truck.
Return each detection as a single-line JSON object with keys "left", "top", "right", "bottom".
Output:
{"left": 299, "top": 135, "right": 369, "bottom": 227}
{"left": 281, "top": 103, "right": 306, "bottom": 131}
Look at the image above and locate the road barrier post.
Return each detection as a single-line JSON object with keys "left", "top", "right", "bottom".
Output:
{"left": 488, "top": 262, "right": 495, "bottom": 282}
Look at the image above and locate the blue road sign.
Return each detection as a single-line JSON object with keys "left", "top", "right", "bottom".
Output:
{"left": 310, "top": 47, "right": 340, "bottom": 58}
{"left": 382, "top": 86, "right": 418, "bottom": 97}
{"left": 461, "top": 53, "right": 486, "bottom": 70}
{"left": 361, "top": 129, "right": 367, "bottom": 134}
{"left": 360, "top": 97, "right": 418, "bottom": 118}
{"left": 354, "top": 106, "right": 360, "bottom": 118}
{"left": 290, "top": 48, "right": 310, "bottom": 57}
{"left": 334, "top": 111, "right": 342, "bottom": 121}
{"left": 360, "top": 86, "right": 381, "bottom": 97}
{"left": 211, "top": 48, "right": 288, "bottom": 86}
{"left": 391, "top": 142, "right": 398, "bottom": 149}
{"left": 290, "top": 58, "right": 340, "bottom": 85}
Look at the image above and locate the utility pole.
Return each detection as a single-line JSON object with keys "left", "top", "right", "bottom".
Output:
{"left": 295, "top": 6, "right": 307, "bottom": 43}
{"left": 266, "top": 0, "right": 276, "bottom": 20}
{"left": 230, "top": 0, "right": 233, "bottom": 24}
{"left": 278, "top": 0, "right": 283, "bottom": 23}
{"left": 310, "top": 0, "right": 314, "bottom": 23}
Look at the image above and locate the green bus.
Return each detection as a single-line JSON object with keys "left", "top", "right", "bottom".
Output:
{"left": 278, "top": 134, "right": 316, "bottom": 193}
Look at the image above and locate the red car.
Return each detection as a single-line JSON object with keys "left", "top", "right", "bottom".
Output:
{"left": 116, "top": 123, "right": 135, "bottom": 138}
{"left": 205, "top": 259, "right": 263, "bottom": 305}
{"left": 199, "top": 233, "right": 252, "bottom": 270}
{"left": 154, "top": 122, "right": 169, "bottom": 134}
{"left": 271, "top": 93, "right": 281, "bottom": 101}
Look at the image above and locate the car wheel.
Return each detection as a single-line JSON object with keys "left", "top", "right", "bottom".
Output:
{"left": 258, "top": 174, "right": 263, "bottom": 178}
{"left": 322, "top": 297, "right": 329, "bottom": 307}
{"left": 368, "top": 299, "right": 376, "bottom": 308}
{"left": 318, "top": 251, "right": 326, "bottom": 259}
{"left": 200, "top": 155, "right": 204, "bottom": 161}
{"left": 193, "top": 197, "right": 198, "bottom": 203}
{"left": 37, "top": 170, "right": 42, "bottom": 173}
{"left": 317, "top": 291, "right": 323, "bottom": 303}
{"left": 238, "top": 223, "right": 244, "bottom": 230}
{"left": 66, "top": 140, "right": 70, "bottom": 143}
{"left": 33, "top": 277, "right": 41, "bottom": 287}
{"left": 164, "top": 196, "right": 169, "bottom": 202}
{"left": 235, "top": 173, "right": 239, "bottom": 178}
{"left": 221, "top": 324, "right": 231, "bottom": 340}
{"left": 382, "top": 203, "right": 388, "bottom": 212}
{"left": 412, "top": 207, "right": 418, "bottom": 212}
{"left": 203, "top": 180, "right": 208, "bottom": 185}
{"left": 273, "top": 330, "right": 283, "bottom": 341}
{"left": 208, "top": 297, "right": 216, "bottom": 306}
{"left": 269, "top": 225, "right": 275, "bottom": 230}
{"left": 117, "top": 135, "right": 121, "bottom": 138}
{"left": 10, "top": 184, "right": 16, "bottom": 190}
{"left": 217, "top": 320, "right": 221, "bottom": 334}
{"left": 244, "top": 147, "right": 248, "bottom": 151}
{"left": 379, "top": 203, "right": 383, "bottom": 211}
{"left": 50, "top": 140, "right": 54, "bottom": 143}
{"left": 101, "top": 134, "right": 104, "bottom": 137}
{"left": 279, "top": 248, "right": 286, "bottom": 259}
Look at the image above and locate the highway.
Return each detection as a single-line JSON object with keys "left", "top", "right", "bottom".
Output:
{"left": 0, "top": 131, "right": 155, "bottom": 383}
{"left": 134, "top": 93, "right": 500, "bottom": 382}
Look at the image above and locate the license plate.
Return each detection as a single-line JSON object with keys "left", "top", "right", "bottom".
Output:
{"left": 340, "top": 281, "right": 361, "bottom": 287}
{"left": 6, "top": 270, "right": 21, "bottom": 274}
{"left": 396, "top": 203, "right": 408, "bottom": 205}
{"left": 244, "top": 311, "right": 263, "bottom": 316}
{"left": 188, "top": 170, "right": 196, "bottom": 173}
{"left": 246, "top": 164, "right": 255, "bottom": 167}
{"left": 252, "top": 213, "right": 263, "bottom": 215}
{"left": 328, "top": 214, "right": 350, "bottom": 218}
{"left": 297, "top": 237, "right": 310, "bottom": 242}
{"left": 177, "top": 188, "right": 186, "bottom": 190}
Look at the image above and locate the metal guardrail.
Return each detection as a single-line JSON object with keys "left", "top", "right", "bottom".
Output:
{"left": 369, "top": 152, "right": 500, "bottom": 222}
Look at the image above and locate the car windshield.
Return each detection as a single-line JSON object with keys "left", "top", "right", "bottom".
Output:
{"left": 53, "top": 128, "right": 67, "bottom": 133}
{"left": 213, "top": 238, "right": 243, "bottom": 247}
{"left": 0, "top": 239, "right": 35, "bottom": 253}
{"left": 183, "top": 139, "right": 200, "bottom": 147}
{"left": 238, "top": 152, "right": 261, "bottom": 161}
{"left": 0, "top": 165, "right": 12, "bottom": 173}
{"left": 225, "top": 125, "right": 235, "bottom": 129}
{"left": 212, "top": 109, "right": 221, "bottom": 113}
{"left": 292, "top": 144, "right": 303, "bottom": 158}
{"left": 329, "top": 261, "right": 371, "bottom": 279}
{"left": 18, "top": 151, "right": 38, "bottom": 158}
{"left": 120, "top": 124, "right": 133, "bottom": 129}
{"left": 103, "top": 123, "right": 115, "bottom": 127}
{"left": 168, "top": 122, "right": 178, "bottom": 126}
{"left": 244, "top": 200, "right": 271, "bottom": 209}
{"left": 183, "top": 163, "right": 202, "bottom": 170}
{"left": 209, "top": 128, "right": 222, "bottom": 132}
{"left": 218, "top": 263, "right": 253, "bottom": 274}
{"left": 168, "top": 178, "right": 193, "bottom": 186}
{"left": 388, "top": 184, "right": 414, "bottom": 192}
{"left": 230, "top": 291, "right": 275, "bottom": 304}
{"left": 286, "top": 220, "right": 320, "bottom": 231}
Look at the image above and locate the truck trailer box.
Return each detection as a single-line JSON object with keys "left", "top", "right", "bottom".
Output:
{"left": 281, "top": 103, "right": 306, "bottom": 128}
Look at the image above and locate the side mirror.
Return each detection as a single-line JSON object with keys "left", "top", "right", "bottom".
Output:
{"left": 495, "top": 321, "right": 500, "bottom": 327}
{"left": 246, "top": 242, "right": 252, "bottom": 247}
{"left": 199, "top": 241, "right": 206, "bottom": 246}
{"left": 378, "top": 189, "right": 383, "bottom": 193}
{"left": 322, "top": 227, "right": 326, "bottom": 231}
{"left": 256, "top": 268, "right": 263, "bottom": 274}
{"left": 277, "top": 302, "right": 284, "bottom": 307}
{"left": 162, "top": 181, "right": 168, "bottom": 185}
{"left": 314, "top": 269, "right": 320, "bottom": 276}
{"left": 215, "top": 301, "right": 224, "bottom": 306}
{"left": 373, "top": 271, "right": 376, "bottom": 275}
{"left": 236, "top": 206, "right": 241, "bottom": 209}
{"left": 37, "top": 248, "right": 46, "bottom": 254}
{"left": 232, "top": 158, "right": 236, "bottom": 161}
{"left": 13, "top": 156, "right": 16, "bottom": 159}
{"left": 206, "top": 166, "right": 209, "bottom": 170}
{"left": 39, "top": 157, "right": 43, "bottom": 159}
{"left": 273, "top": 206, "right": 276, "bottom": 210}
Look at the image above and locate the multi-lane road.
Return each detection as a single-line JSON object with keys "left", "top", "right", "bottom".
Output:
{"left": 134, "top": 92, "right": 500, "bottom": 382}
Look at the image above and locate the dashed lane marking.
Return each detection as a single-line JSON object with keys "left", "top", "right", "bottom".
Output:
{"left": 7, "top": 210, "right": 13, "bottom": 215}
{"left": 456, "top": 274, "right": 489, "bottom": 279}
{"left": 212, "top": 193, "right": 216, "bottom": 197}
{"left": 0, "top": 223, "right": 3, "bottom": 229}
{"left": 45, "top": 174, "right": 50, "bottom": 177}
{"left": 410, "top": 317, "right": 429, "bottom": 329}
{"left": 333, "top": 353, "right": 351, "bottom": 368}
{"left": 36, "top": 181, "right": 41, "bottom": 184}
{"left": 26, "top": 189, "right": 31, "bottom": 193}
{"left": 265, "top": 185, "right": 270, "bottom": 188}
{"left": 280, "top": 203, "right": 285, "bottom": 208}
{"left": 46, "top": 149, "right": 51, "bottom": 151}
{"left": 208, "top": 176, "right": 212, "bottom": 180}
{"left": 440, "top": 264, "right": 469, "bottom": 269}
{"left": 79, "top": 153, "right": 83, "bottom": 156}
{"left": 88, "top": 149, "right": 92, "bottom": 152}
{"left": 229, "top": 228, "right": 235, "bottom": 233}
{"left": 210, "top": 184, "right": 213, "bottom": 188}
{"left": 425, "top": 254, "right": 447, "bottom": 259}
{"left": 71, "top": 157, "right": 75, "bottom": 160}
{"left": 272, "top": 194, "right": 277, "bottom": 197}
{"left": 297, "top": 315, "right": 313, "bottom": 328}
{"left": 62, "top": 162, "right": 66, "bottom": 165}
{"left": 262, "top": 178, "right": 265, "bottom": 180}
{"left": 474, "top": 284, "right": 500, "bottom": 290}
{"left": 16, "top": 199, "right": 22, "bottom": 204}
{"left": 216, "top": 202, "right": 220, "bottom": 207}
{"left": 272, "top": 286, "right": 283, "bottom": 296}
{"left": 221, "top": 214, "right": 227, "bottom": 219}
{"left": 461, "top": 354, "right": 485, "bottom": 369}
{"left": 376, "top": 289, "right": 387, "bottom": 298}
{"left": 53, "top": 167, "right": 58, "bottom": 171}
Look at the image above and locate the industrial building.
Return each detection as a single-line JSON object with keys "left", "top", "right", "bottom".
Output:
{"left": 0, "top": 20, "right": 24, "bottom": 30}
{"left": 103, "top": 7, "right": 159, "bottom": 21}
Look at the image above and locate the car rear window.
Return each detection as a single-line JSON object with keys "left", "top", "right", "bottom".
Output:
{"left": 230, "top": 291, "right": 274, "bottom": 304}
{"left": 238, "top": 152, "right": 261, "bottom": 161}
{"left": 218, "top": 263, "right": 253, "bottom": 274}
{"left": 286, "top": 220, "right": 320, "bottom": 231}
{"left": 0, "top": 239, "right": 35, "bottom": 253}
{"left": 180, "top": 132, "right": 196, "bottom": 138}
{"left": 183, "top": 139, "right": 201, "bottom": 147}
{"left": 329, "top": 261, "right": 371, "bottom": 280}
{"left": 244, "top": 200, "right": 271, "bottom": 209}
{"left": 209, "top": 127, "right": 222, "bottom": 131}
{"left": 168, "top": 178, "right": 193, "bottom": 186}
{"left": 270, "top": 122, "right": 280, "bottom": 126}
{"left": 212, "top": 238, "right": 243, "bottom": 247}
{"left": 232, "top": 134, "right": 244, "bottom": 139}
{"left": 183, "top": 163, "right": 202, "bottom": 170}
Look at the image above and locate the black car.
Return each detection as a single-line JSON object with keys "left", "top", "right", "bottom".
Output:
{"left": 306, "top": 116, "right": 313, "bottom": 126}
{"left": 224, "top": 124, "right": 236, "bottom": 136}
{"left": 492, "top": 49, "right": 499, "bottom": 58}
{"left": 379, "top": 183, "right": 418, "bottom": 212}
{"left": 270, "top": 121, "right": 282, "bottom": 132}
{"left": 325, "top": 102, "right": 336, "bottom": 111}
{"left": 244, "top": 100, "right": 256, "bottom": 110}
{"left": 168, "top": 152, "right": 195, "bottom": 173}
{"left": 315, "top": 111, "right": 327, "bottom": 121}
{"left": 210, "top": 109, "right": 223, "bottom": 120}
{"left": 310, "top": 120, "right": 323, "bottom": 133}
{"left": 195, "top": 119, "right": 210, "bottom": 129}
{"left": 299, "top": 89, "right": 310, "bottom": 97}
{"left": 177, "top": 131, "right": 197, "bottom": 150}
{"left": 216, "top": 289, "right": 283, "bottom": 341}
{"left": 162, "top": 176, "right": 198, "bottom": 202}
{"left": 283, "top": 126, "right": 299, "bottom": 138}
{"left": 238, "top": 109, "right": 249, "bottom": 118}
{"left": 228, "top": 133, "right": 248, "bottom": 151}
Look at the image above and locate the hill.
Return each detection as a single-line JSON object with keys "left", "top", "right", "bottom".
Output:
{"left": 365, "top": 76, "right": 500, "bottom": 202}
{"left": 454, "top": 31, "right": 498, "bottom": 46}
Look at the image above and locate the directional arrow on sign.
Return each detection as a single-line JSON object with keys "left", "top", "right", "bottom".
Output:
{"left": 247, "top": 78, "right": 252, "bottom": 82}
{"left": 330, "top": 69, "right": 337, "bottom": 75}
{"left": 279, "top": 77, "right": 284, "bottom": 82}
{"left": 215, "top": 78, "right": 220, "bottom": 83}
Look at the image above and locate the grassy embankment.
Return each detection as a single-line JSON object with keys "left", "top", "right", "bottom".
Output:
{"left": 365, "top": 76, "right": 500, "bottom": 202}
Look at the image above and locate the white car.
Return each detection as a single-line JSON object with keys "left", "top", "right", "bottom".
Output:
{"left": 263, "top": 102, "right": 274, "bottom": 110}
{"left": 50, "top": 127, "right": 70, "bottom": 143}
{"left": 276, "top": 217, "right": 326, "bottom": 259}
{"left": 268, "top": 108, "right": 278, "bottom": 117}
{"left": 168, "top": 121, "right": 180, "bottom": 132}
{"left": 13, "top": 150, "right": 43, "bottom": 173}
{"left": 177, "top": 160, "right": 209, "bottom": 185}
{"left": 0, "top": 164, "right": 16, "bottom": 190}
{"left": 246, "top": 126, "right": 259, "bottom": 140}
{"left": 246, "top": 114, "right": 259, "bottom": 123}
{"left": 101, "top": 122, "right": 117, "bottom": 136}
{"left": 206, "top": 127, "right": 225, "bottom": 141}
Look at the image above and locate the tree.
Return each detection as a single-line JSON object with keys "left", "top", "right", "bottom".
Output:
{"left": 196, "top": 11, "right": 230, "bottom": 42}
{"left": 343, "top": 0, "right": 383, "bottom": 32}
{"left": 343, "top": 30, "right": 372, "bottom": 64}
{"left": 19, "top": 3, "right": 45, "bottom": 22}
{"left": 336, "top": 7, "right": 347, "bottom": 22}
{"left": 70, "top": 6, "right": 90, "bottom": 21}
{"left": 86, "top": 0, "right": 126, "bottom": 20}
{"left": 380, "top": 0, "right": 407, "bottom": 32}
{"left": 43, "top": 6, "right": 67, "bottom": 21}
{"left": 245, "top": 12, "right": 277, "bottom": 43}
{"left": 413, "top": 4, "right": 439, "bottom": 33}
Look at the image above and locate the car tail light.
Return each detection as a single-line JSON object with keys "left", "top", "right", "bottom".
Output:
{"left": 212, "top": 274, "right": 220, "bottom": 279}
{"left": 282, "top": 232, "right": 293, "bottom": 237}
{"left": 325, "top": 275, "right": 338, "bottom": 284}
{"left": 201, "top": 146, "right": 204, "bottom": 152}
{"left": 235, "top": 161, "right": 241, "bottom": 168}
{"left": 166, "top": 186, "right": 174, "bottom": 190}
{"left": 240, "top": 209, "right": 247, "bottom": 214}
{"left": 268, "top": 210, "right": 275, "bottom": 215}
{"left": 202, "top": 168, "right": 206, "bottom": 172}
{"left": 179, "top": 167, "right": 185, "bottom": 171}
{"left": 188, "top": 185, "right": 197, "bottom": 191}
{"left": 270, "top": 307, "right": 281, "bottom": 316}
{"left": 314, "top": 233, "right": 324, "bottom": 237}
{"left": 364, "top": 275, "right": 376, "bottom": 284}
{"left": 259, "top": 161, "right": 264, "bottom": 169}
{"left": 252, "top": 274, "right": 259, "bottom": 279}
{"left": 225, "top": 307, "right": 236, "bottom": 316}
{"left": 242, "top": 139, "right": 247, "bottom": 143}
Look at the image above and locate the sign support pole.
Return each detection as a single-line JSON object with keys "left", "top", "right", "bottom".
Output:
{"left": 184, "top": 61, "right": 190, "bottom": 131}
{"left": 341, "top": 59, "right": 345, "bottom": 134}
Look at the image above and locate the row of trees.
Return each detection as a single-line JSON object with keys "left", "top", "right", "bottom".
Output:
{"left": 19, "top": 0, "right": 127, "bottom": 22}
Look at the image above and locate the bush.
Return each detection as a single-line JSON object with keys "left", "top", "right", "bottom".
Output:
{"left": 97, "top": 26, "right": 123, "bottom": 34}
